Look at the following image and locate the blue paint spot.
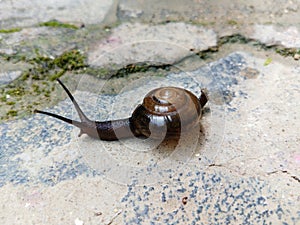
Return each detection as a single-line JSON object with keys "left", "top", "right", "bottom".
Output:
{"left": 161, "top": 192, "right": 166, "bottom": 202}
{"left": 176, "top": 187, "right": 187, "bottom": 193}
{"left": 257, "top": 196, "right": 266, "bottom": 205}
{"left": 197, "top": 205, "right": 204, "bottom": 215}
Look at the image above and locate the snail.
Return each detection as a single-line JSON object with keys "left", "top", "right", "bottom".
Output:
{"left": 34, "top": 79, "right": 208, "bottom": 141}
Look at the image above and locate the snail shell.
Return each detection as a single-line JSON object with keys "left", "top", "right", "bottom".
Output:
{"left": 130, "top": 87, "right": 202, "bottom": 139}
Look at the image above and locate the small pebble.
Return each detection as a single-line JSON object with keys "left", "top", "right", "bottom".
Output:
{"left": 74, "top": 218, "right": 84, "bottom": 225}
{"left": 293, "top": 53, "right": 300, "bottom": 60}
{"left": 182, "top": 196, "right": 188, "bottom": 205}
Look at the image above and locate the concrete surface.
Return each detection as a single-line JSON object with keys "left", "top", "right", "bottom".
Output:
{"left": 0, "top": 1, "right": 299, "bottom": 225}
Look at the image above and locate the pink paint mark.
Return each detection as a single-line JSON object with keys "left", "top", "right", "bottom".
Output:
{"left": 105, "top": 37, "right": 122, "bottom": 44}
{"left": 294, "top": 154, "right": 300, "bottom": 164}
{"left": 96, "top": 36, "right": 122, "bottom": 50}
{"left": 23, "top": 189, "right": 45, "bottom": 209}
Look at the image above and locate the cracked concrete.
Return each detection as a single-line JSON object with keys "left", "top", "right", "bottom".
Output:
{"left": 88, "top": 22, "right": 217, "bottom": 67}
{"left": 0, "top": 1, "right": 299, "bottom": 225}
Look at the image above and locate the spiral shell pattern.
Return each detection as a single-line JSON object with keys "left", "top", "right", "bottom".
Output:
{"left": 130, "top": 87, "right": 202, "bottom": 139}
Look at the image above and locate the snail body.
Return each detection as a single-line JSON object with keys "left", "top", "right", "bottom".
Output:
{"left": 35, "top": 79, "right": 208, "bottom": 141}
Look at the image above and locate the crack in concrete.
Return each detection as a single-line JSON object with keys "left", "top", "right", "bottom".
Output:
{"left": 267, "top": 170, "right": 300, "bottom": 184}
{"left": 207, "top": 163, "right": 300, "bottom": 184}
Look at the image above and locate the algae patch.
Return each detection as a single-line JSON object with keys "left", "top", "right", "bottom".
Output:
{"left": 21, "top": 49, "right": 87, "bottom": 81}
{"left": 0, "top": 49, "right": 87, "bottom": 121}
{"left": 275, "top": 48, "right": 300, "bottom": 57}
{"left": 39, "top": 20, "right": 79, "bottom": 30}
{"left": 0, "top": 28, "right": 22, "bottom": 33}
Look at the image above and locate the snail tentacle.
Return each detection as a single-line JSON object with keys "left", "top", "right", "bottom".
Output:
{"left": 199, "top": 89, "right": 208, "bottom": 108}
{"left": 56, "top": 78, "right": 90, "bottom": 124}
{"left": 34, "top": 79, "right": 136, "bottom": 141}
{"left": 34, "top": 109, "right": 83, "bottom": 129}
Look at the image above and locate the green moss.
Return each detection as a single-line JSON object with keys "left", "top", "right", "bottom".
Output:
{"left": 84, "top": 62, "right": 170, "bottom": 79}
{"left": 53, "top": 50, "right": 86, "bottom": 70}
{"left": 25, "top": 49, "right": 87, "bottom": 81}
{"left": 5, "top": 87, "right": 25, "bottom": 97}
{"left": 219, "top": 34, "right": 251, "bottom": 45}
{"left": 219, "top": 34, "right": 299, "bottom": 60}
{"left": 0, "top": 95, "right": 7, "bottom": 102}
{"left": 49, "top": 70, "right": 65, "bottom": 81}
{"left": 0, "top": 28, "right": 22, "bottom": 33}
{"left": 227, "top": 20, "right": 238, "bottom": 25}
{"left": 0, "top": 52, "right": 26, "bottom": 63}
{"left": 194, "top": 21, "right": 216, "bottom": 27}
{"left": 39, "top": 20, "right": 79, "bottom": 29}
{"left": 44, "top": 90, "right": 51, "bottom": 98}
{"left": 114, "top": 63, "right": 172, "bottom": 78}
{"left": 7, "top": 110, "right": 17, "bottom": 117}
{"left": 0, "top": 49, "right": 87, "bottom": 121}
{"left": 32, "top": 84, "right": 41, "bottom": 94}
{"left": 6, "top": 101, "right": 16, "bottom": 105}
{"left": 84, "top": 67, "right": 111, "bottom": 78}
{"left": 20, "top": 72, "right": 30, "bottom": 81}
{"left": 197, "top": 47, "right": 218, "bottom": 59}
{"left": 275, "top": 48, "right": 300, "bottom": 57}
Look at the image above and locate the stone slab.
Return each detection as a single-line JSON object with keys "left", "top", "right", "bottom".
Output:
{"left": 0, "top": 52, "right": 299, "bottom": 224}
{"left": 88, "top": 22, "right": 217, "bottom": 68}
{"left": 250, "top": 25, "right": 300, "bottom": 48}
{"left": 0, "top": 0, "right": 113, "bottom": 28}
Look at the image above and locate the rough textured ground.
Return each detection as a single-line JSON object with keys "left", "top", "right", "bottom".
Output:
{"left": 0, "top": 1, "right": 299, "bottom": 225}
